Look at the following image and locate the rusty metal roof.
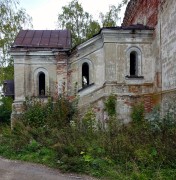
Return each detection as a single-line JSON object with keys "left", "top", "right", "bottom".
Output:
{"left": 12, "top": 30, "right": 71, "bottom": 50}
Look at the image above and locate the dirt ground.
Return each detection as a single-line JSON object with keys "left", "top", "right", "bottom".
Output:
{"left": 0, "top": 157, "right": 97, "bottom": 180}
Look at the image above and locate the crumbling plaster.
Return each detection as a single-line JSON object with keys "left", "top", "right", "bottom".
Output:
{"left": 10, "top": 0, "right": 176, "bottom": 123}
{"left": 68, "top": 28, "right": 155, "bottom": 122}
{"left": 123, "top": 0, "right": 176, "bottom": 109}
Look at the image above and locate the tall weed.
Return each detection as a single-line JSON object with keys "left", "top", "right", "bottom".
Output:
{"left": 0, "top": 96, "right": 176, "bottom": 179}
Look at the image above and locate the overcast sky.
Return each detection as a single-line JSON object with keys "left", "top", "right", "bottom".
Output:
{"left": 20, "top": 0, "right": 127, "bottom": 30}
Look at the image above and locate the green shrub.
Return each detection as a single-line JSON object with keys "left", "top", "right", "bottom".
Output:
{"left": 0, "top": 96, "right": 176, "bottom": 179}
{"left": 0, "top": 96, "right": 13, "bottom": 123}
{"left": 21, "top": 95, "right": 78, "bottom": 129}
{"left": 131, "top": 103, "right": 144, "bottom": 122}
{"left": 105, "top": 94, "right": 116, "bottom": 117}
{"left": 82, "top": 108, "right": 96, "bottom": 133}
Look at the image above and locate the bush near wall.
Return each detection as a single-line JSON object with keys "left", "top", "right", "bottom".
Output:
{"left": 0, "top": 96, "right": 13, "bottom": 123}
{"left": 0, "top": 95, "right": 176, "bottom": 179}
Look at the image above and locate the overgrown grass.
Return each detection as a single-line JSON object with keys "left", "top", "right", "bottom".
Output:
{"left": 0, "top": 96, "right": 13, "bottom": 124}
{"left": 0, "top": 95, "right": 176, "bottom": 179}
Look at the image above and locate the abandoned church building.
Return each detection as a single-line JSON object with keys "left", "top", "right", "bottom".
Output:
{"left": 9, "top": 0, "right": 176, "bottom": 123}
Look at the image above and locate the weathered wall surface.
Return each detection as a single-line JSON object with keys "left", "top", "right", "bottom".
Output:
{"left": 159, "top": 0, "right": 176, "bottom": 105}
{"left": 11, "top": 50, "right": 69, "bottom": 127}
{"left": 13, "top": 51, "right": 57, "bottom": 99}
{"left": 122, "top": 0, "right": 162, "bottom": 94}
{"left": 27, "top": 55, "right": 57, "bottom": 97}
{"left": 123, "top": 0, "right": 160, "bottom": 27}
{"left": 160, "top": 0, "right": 176, "bottom": 92}
{"left": 69, "top": 28, "right": 155, "bottom": 122}
{"left": 69, "top": 35, "right": 105, "bottom": 96}
{"left": 123, "top": 0, "right": 176, "bottom": 108}
{"left": 11, "top": 0, "right": 176, "bottom": 123}
{"left": 12, "top": 50, "right": 70, "bottom": 99}
{"left": 55, "top": 52, "right": 69, "bottom": 95}
{"left": 71, "top": 0, "right": 176, "bottom": 121}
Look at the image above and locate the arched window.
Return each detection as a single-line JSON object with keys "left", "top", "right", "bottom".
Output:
{"left": 82, "top": 62, "right": 89, "bottom": 87}
{"left": 130, "top": 51, "right": 137, "bottom": 76}
{"left": 39, "top": 72, "right": 45, "bottom": 95}
{"left": 34, "top": 68, "right": 49, "bottom": 97}
{"left": 126, "top": 47, "right": 142, "bottom": 78}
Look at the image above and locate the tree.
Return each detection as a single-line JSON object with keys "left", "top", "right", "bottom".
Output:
{"left": 100, "top": 5, "right": 119, "bottom": 27}
{"left": 0, "top": 0, "right": 32, "bottom": 85}
{"left": 85, "top": 20, "right": 101, "bottom": 40}
{"left": 58, "top": 0, "right": 129, "bottom": 46}
{"left": 57, "top": 0, "right": 100, "bottom": 47}
{"left": 100, "top": 0, "right": 129, "bottom": 27}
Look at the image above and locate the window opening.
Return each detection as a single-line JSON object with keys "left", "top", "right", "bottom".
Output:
{"left": 39, "top": 72, "right": 45, "bottom": 95}
{"left": 130, "top": 51, "right": 137, "bottom": 76}
{"left": 82, "top": 63, "right": 89, "bottom": 87}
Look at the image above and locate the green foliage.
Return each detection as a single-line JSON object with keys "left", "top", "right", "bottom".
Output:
{"left": 82, "top": 108, "right": 96, "bottom": 133}
{"left": 105, "top": 94, "right": 116, "bottom": 117}
{"left": 0, "top": 96, "right": 13, "bottom": 123}
{"left": 0, "top": 0, "right": 32, "bottom": 56}
{"left": 0, "top": 96, "right": 176, "bottom": 179}
{"left": 21, "top": 95, "right": 77, "bottom": 128}
{"left": 57, "top": 0, "right": 129, "bottom": 47}
{"left": 85, "top": 20, "right": 101, "bottom": 40}
{"left": 146, "top": 101, "right": 176, "bottom": 132}
{"left": 0, "top": 0, "right": 32, "bottom": 86}
{"left": 0, "top": 65, "right": 14, "bottom": 85}
{"left": 99, "top": 0, "right": 129, "bottom": 27}
{"left": 58, "top": 0, "right": 99, "bottom": 47}
{"left": 100, "top": 5, "right": 119, "bottom": 27}
{"left": 131, "top": 103, "right": 145, "bottom": 122}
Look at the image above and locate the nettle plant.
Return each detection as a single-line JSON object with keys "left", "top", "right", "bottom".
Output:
{"left": 146, "top": 100, "right": 176, "bottom": 132}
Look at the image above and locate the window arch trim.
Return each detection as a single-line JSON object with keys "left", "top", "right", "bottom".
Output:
{"left": 78, "top": 58, "right": 94, "bottom": 90}
{"left": 126, "top": 47, "right": 142, "bottom": 77}
{"left": 34, "top": 68, "right": 49, "bottom": 96}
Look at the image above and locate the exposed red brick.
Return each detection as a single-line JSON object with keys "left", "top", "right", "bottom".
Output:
{"left": 129, "top": 85, "right": 141, "bottom": 93}
{"left": 56, "top": 52, "right": 68, "bottom": 62}
{"left": 152, "top": 94, "right": 161, "bottom": 106}
{"left": 129, "top": 94, "right": 155, "bottom": 113}
{"left": 143, "top": 95, "right": 153, "bottom": 112}
{"left": 122, "top": 0, "right": 160, "bottom": 28}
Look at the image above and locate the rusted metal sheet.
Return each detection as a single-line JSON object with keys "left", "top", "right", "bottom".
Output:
{"left": 12, "top": 30, "right": 71, "bottom": 49}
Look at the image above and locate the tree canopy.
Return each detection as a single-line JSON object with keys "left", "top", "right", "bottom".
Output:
{"left": 58, "top": 0, "right": 100, "bottom": 47}
{"left": 0, "top": 0, "right": 32, "bottom": 85}
{"left": 57, "top": 0, "right": 129, "bottom": 47}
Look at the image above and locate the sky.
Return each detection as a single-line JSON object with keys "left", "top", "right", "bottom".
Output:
{"left": 19, "top": 0, "right": 127, "bottom": 30}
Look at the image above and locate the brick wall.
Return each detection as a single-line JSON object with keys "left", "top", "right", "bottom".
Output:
{"left": 122, "top": 0, "right": 160, "bottom": 27}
